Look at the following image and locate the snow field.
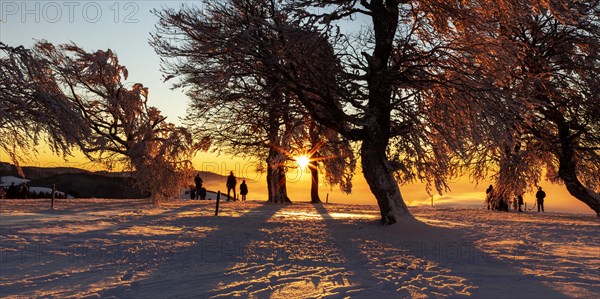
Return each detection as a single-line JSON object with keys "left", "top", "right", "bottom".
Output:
{"left": 0, "top": 199, "right": 598, "bottom": 298}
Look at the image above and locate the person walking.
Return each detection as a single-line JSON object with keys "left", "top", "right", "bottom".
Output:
{"left": 535, "top": 187, "right": 546, "bottom": 212}
{"left": 194, "top": 173, "right": 203, "bottom": 200}
{"left": 226, "top": 171, "right": 237, "bottom": 201}
{"left": 240, "top": 180, "right": 248, "bottom": 201}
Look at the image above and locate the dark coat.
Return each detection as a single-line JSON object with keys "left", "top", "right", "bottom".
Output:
{"left": 240, "top": 182, "right": 248, "bottom": 195}
{"left": 536, "top": 190, "right": 546, "bottom": 202}
{"left": 226, "top": 174, "right": 237, "bottom": 188}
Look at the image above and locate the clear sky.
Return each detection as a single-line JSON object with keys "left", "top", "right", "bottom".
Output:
{"left": 1, "top": 1, "right": 594, "bottom": 214}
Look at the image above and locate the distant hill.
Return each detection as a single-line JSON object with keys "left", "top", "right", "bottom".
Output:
{"left": 0, "top": 162, "right": 247, "bottom": 199}
{"left": 0, "top": 162, "right": 90, "bottom": 181}
{"left": 31, "top": 173, "right": 147, "bottom": 199}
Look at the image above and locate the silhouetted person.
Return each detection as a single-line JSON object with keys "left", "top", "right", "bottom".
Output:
{"left": 194, "top": 173, "right": 203, "bottom": 199}
{"left": 485, "top": 185, "right": 493, "bottom": 210}
{"left": 240, "top": 180, "right": 248, "bottom": 201}
{"left": 226, "top": 171, "right": 237, "bottom": 201}
{"left": 190, "top": 188, "right": 196, "bottom": 200}
{"left": 199, "top": 187, "right": 207, "bottom": 200}
{"left": 536, "top": 187, "right": 546, "bottom": 212}
{"left": 19, "top": 184, "right": 28, "bottom": 199}
{"left": 7, "top": 183, "right": 18, "bottom": 199}
{"left": 517, "top": 194, "right": 524, "bottom": 212}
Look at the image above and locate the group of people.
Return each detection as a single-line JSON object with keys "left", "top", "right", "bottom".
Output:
{"left": 486, "top": 185, "right": 547, "bottom": 213}
{"left": 226, "top": 171, "right": 248, "bottom": 201}
{"left": 190, "top": 174, "right": 208, "bottom": 200}
{"left": 190, "top": 171, "right": 248, "bottom": 201}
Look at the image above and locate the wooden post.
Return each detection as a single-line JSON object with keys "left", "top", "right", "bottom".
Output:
{"left": 431, "top": 195, "right": 434, "bottom": 207}
{"left": 326, "top": 193, "right": 329, "bottom": 203}
{"left": 215, "top": 191, "right": 221, "bottom": 216}
{"left": 51, "top": 184, "right": 56, "bottom": 210}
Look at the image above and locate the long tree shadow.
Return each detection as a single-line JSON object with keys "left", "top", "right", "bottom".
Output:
{"left": 100, "top": 201, "right": 287, "bottom": 298}
{"left": 0, "top": 201, "right": 218, "bottom": 297}
{"left": 191, "top": 203, "right": 384, "bottom": 298}
{"left": 313, "top": 204, "right": 567, "bottom": 298}
{"left": 0, "top": 201, "right": 282, "bottom": 298}
{"left": 1, "top": 202, "right": 571, "bottom": 298}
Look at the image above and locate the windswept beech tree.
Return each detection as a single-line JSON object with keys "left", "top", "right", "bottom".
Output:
{"left": 152, "top": 0, "right": 353, "bottom": 203}
{"left": 282, "top": 1, "right": 514, "bottom": 224}
{"left": 479, "top": 2, "right": 600, "bottom": 215}
{"left": 33, "top": 42, "right": 198, "bottom": 203}
{"left": 0, "top": 42, "right": 87, "bottom": 170}
{"left": 283, "top": 0, "right": 583, "bottom": 224}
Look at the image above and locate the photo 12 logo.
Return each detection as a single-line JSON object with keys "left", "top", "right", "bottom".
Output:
{"left": 1, "top": 1, "right": 140, "bottom": 23}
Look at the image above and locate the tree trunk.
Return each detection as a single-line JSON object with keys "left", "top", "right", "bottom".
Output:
{"left": 557, "top": 123, "right": 600, "bottom": 216}
{"left": 266, "top": 147, "right": 291, "bottom": 203}
{"left": 361, "top": 138, "right": 411, "bottom": 225}
{"left": 310, "top": 162, "right": 321, "bottom": 203}
{"left": 358, "top": 2, "right": 409, "bottom": 225}
{"left": 278, "top": 165, "right": 292, "bottom": 203}
{"left": 266, "top": 164, "right": 277, "bottom": 203}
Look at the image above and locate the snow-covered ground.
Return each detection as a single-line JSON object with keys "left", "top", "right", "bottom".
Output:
{"left": 0, "top": 199, "right": 598, "bottom": 298}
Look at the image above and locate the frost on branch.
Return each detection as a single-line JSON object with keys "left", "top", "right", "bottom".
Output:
{"left": 152, "top": 1, "right": 357, "bottom": 204}
{"left": 32, "top": 42, "right": 199, "bottom": 203}
{"left": 465, "top": 2, "right": 600, "bottom": 215}
{"left": 0, "top": 42, "right": 87, "bottom": 170}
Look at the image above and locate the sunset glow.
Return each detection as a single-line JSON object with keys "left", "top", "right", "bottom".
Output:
{"left": 295, "top": 155, "right": 310, "bottom": 169}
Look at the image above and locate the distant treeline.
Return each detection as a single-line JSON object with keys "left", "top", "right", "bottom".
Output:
{"left": 1, "top": 185, "right": 68, "bottom": 199}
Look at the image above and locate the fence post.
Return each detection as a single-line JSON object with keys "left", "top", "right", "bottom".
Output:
{"left": 215, "top": 191, "right": 221, "bottom": 216}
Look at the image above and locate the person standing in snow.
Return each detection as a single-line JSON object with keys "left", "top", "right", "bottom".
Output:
{"left": 194, "top": 173, "right": 203, "bottom": 199}
{"left": 240, "top": 180, "right": 248, "bottom": 201}
{"left": 190, "top": 187, "right": 196, "bottom": 200}
{"left": 485, "top": 185, "right": 493, "bottom": 210}
{"left": 226, "top": 171, "right": 237, "bottom": 201}
{"left": 535, "top": 187, "right": 546, "bottom": 212}
{"left": 517, "top": 194, "right": 524, "bottom": 212}
{"left": 199, "top": 187, "right": 207, "bottom": 200}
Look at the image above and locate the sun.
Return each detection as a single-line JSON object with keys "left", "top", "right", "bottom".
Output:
{"left": 295, "top": 155, "right": 310, "bottom": 169}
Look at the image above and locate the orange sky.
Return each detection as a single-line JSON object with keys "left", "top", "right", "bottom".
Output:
{"left": 2, "top": 146, "right": 594, "bottom": 215}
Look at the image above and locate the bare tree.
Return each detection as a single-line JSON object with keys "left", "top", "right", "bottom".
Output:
{"left": 0, "top": 42, "right": 87, "bottom": 171}
{"left": 151, "top": 0, "right": 354, "bottom": 203}
{"left": 478, "top": 2, "right": 600, "bottom": 215}
{"left": 281, "top": 0, "right": 583, "bottom": 224}
{"left": 32, "top": 42, "right": 198, "bottom": 203}
{"left": 281, "top": 1, "right": 505, "bottom": 224}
